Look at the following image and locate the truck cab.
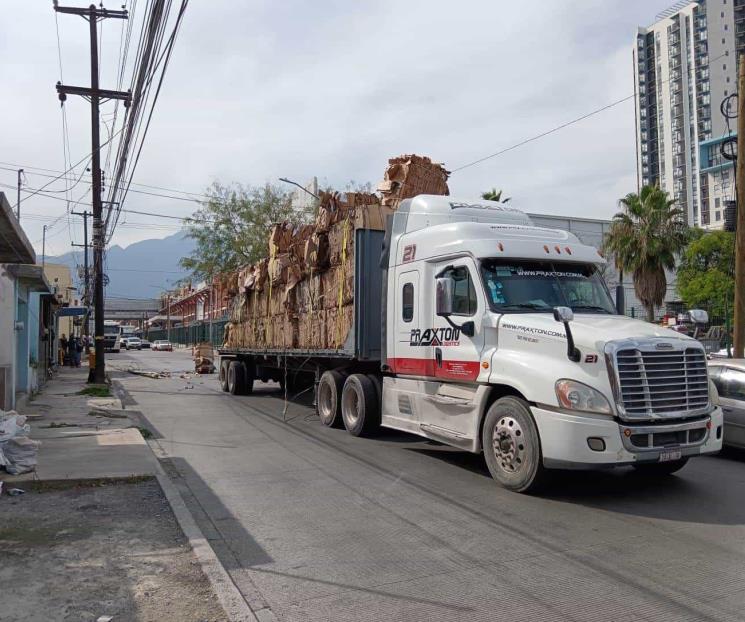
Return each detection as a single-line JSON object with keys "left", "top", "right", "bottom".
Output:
{"left": 381, "top": 195, "right": 723, "bottom": 491}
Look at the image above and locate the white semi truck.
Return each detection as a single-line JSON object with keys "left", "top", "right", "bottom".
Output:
{"left": 218, "top": 195, "right": 723, "bottom": 492}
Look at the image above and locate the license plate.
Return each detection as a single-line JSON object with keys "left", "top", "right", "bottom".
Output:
{"left": 659, "top": 448, "right": 682, "bottom": 462}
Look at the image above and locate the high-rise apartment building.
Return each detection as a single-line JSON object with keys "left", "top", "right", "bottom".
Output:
{"left": 634, "top": 0, "right": 744, "bottom": 229}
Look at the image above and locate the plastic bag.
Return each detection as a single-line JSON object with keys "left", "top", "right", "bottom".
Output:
{"left": 2, "top": 437, "right": 40, "bottom": 475}
{"left": 0, "top": 412, "right": 29, "bottom": 442}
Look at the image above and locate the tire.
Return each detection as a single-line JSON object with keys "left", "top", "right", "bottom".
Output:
{"left": 228, "top": 361, "right": 247, "bottom": 395}
{"left": 219, "top": 359, "right": 230, "bottom": 392}
{"left": 317, "top": 370, "right": 345, "bottom": 427}
{"left": 341, "top": 373, "right": 379, "bottom": 437}
{"left": 482, "top": 396, "right": 547, "bottom": 493}
{"left": 632, "top": 458, "right": 689, "bottom": 476}
{"left": 365, "top": 373, "right": 383, "bottom": 427}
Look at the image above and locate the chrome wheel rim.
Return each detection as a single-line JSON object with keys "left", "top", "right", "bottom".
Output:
{"left": 342, "top": 387, "right": 360, "bottom": 428}
{"left": 318, "top": 382, "right": 334, "bottom": 423}
{"left": 493, "top": 416, "right": 525, "bottom": 473}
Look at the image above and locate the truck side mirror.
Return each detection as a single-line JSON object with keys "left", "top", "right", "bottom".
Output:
{"left": 436, "top": 277, "right": 455, "bottom": 316}
{"left": 688, "top": 309, "right": 709, "bottom": 325}
{"left": 553, "top": 306, "right": 581, "bottom": 363}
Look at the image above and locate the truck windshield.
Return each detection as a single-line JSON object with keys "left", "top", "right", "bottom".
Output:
{"left": 480, "top": 259, "right": 616, "bottom": 314}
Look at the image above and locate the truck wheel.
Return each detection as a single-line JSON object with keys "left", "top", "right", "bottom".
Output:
{"left": 341, "top": 373, "right": 379, "bottom": 437}
{"left": 228, "top": 361, "right": 247, "bottom": 395}
{"left": 365, "top": 373, "right": 383, "bottom": 426}
{"left": 219, "top": 359, "right": 230, "bottom": 392}
{"left": 317, "top": 370, "right": 344, "bottom": 427}
{"left": 482, "top": 396, "right": 546, "bottom": 493}
{"left": 632, "top": 458, "right": 689, "bottom": 476}
{"left": 243, "top": 360, "right": 255, "bottom": 395}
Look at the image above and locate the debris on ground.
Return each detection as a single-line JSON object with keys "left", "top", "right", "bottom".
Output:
{"left": 0, "top": 479, "right": 228, "bottom": 621}
{"left": 8, "top": 487, "right": 25, "bottom": 496}
{"left": 128, "top": 368, "right": 171, "bottom": 379}
{"left": 192, "top": 342, "right": 215, "bottom": 374}
{"left": 0, "top": 410, "right": 40, "bottom": 475}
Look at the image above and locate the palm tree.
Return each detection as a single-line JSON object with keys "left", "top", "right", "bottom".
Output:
{"left": 481, "top": 188, "right": 511, "bottom": 203}
{"left": 604, "top": 185, "right": 689, "bottom": 322}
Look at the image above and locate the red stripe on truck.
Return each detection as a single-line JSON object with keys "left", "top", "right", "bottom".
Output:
{"left": 388, "top": 357, "right": 481, "bottom": 381}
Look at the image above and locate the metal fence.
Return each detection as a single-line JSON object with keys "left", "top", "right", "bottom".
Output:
{"left": 147, "top": 319, "right": 228, "bottom": 348}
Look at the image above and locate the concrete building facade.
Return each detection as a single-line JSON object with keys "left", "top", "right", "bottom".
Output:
{"left": 634, "top": 0, "right": 744, "bottom": 229}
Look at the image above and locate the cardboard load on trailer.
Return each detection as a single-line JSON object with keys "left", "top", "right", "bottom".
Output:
{"left": 223, "top": 155, "right": 449, "bottom": 351}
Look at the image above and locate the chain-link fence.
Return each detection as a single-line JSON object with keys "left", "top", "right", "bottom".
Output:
{"left": 146, "top": 319, "right": 228, "bottom": 348}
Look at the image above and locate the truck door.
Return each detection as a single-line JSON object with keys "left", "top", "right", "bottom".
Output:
{"left": 431, "top": 260, "right": 484, "bottom": 382}
{"left": 393, "top": 270, "right": 423, "bottom": 375}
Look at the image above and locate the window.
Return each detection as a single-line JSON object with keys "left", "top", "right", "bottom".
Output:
{"left": 716, "top": 197, "right": 721, "bottom": 208}
{"left": 479, "top": 260, "right": 615, "bottom": 315}
{"left": 721, "top": 368, "right": 745, "bottom": 400}
{"left": 402, "top": 283, "right": 414, "bottom": 322}
{"left": 725, "top": 24, "right": 729, "bottom": 30}
{"left": 442, "top": 266, "right": 477, "bottom": 316}
{"left": 727, "top": 76, "right": 731, "bottom": 83}
{"left": 716, "top": 210, "right": 722, "bottom": 221}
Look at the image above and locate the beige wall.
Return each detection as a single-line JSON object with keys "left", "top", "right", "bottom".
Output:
{"left": 43, "top": 263, "right": 76, "bottom": 338}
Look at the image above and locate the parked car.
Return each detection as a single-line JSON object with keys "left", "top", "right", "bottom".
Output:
{"left": 124, "top": 337, "right": 142, "bottom": 351}
{"left": 140, "top": 339, "right": 152, "bottom": 349}
{"left": 152, "top": 340, "right": 173, "bottom": 351}
{"left": 708, "top": 359, "right": 745, "bottom": 449}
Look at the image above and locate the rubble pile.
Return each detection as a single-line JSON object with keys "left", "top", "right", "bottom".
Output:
{"left": 224, "top": 155, "right": 449, "bottom": 350}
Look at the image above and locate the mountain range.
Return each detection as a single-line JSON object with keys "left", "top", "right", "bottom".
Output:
{"left": 48, "top": 232, "right": 196, "bottom": 300}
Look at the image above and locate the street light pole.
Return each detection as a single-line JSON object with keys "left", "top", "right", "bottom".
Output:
{"left": 16, "top": 168, "right": 23, "bottom": 220}
{"left": 278, "top": 177, "right": 319, "bottom": 199}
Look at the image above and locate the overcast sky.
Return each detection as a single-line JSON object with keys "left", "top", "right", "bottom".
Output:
{"left": 1, "top": 0, "right": 675, "bottom": 259}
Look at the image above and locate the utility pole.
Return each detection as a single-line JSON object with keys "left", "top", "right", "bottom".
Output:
{"left": 16, "top": 168, "right": 23, "bottom": 220}
{"left": 167, "top": 294, "right": 171, "bottom": 342}
{"left": 735, "top": 54, "right": 745, "bottom": 358}
{"left": 54, "top": 2, "right": 130, "bottom": 383}
{"left": 42, "top": 225, "right": 47, "bottom": 268}
{"left": 72, "top": 210, "right": 91, "bottom": 347}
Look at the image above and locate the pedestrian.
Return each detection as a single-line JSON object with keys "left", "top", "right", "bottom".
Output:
{"left": 59, "top": 334, "right": 68, "bottom": 366}
{"left": 66, "top": 336, "right": 76, "bottom": 367}
{"left": 73, "top": 336, "right": 83, "bottom": 367}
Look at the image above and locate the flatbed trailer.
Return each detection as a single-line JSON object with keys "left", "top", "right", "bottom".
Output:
{"left": 217, "top": 228, "right": 387, "bottom": 402}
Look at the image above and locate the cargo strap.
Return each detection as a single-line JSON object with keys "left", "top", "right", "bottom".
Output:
{"left": 335, "top": 217, "right": 350, "bottom": 348}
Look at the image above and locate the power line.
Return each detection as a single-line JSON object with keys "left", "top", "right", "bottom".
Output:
{"left": 451, "top": 51, "right": 730, "bottom": 174}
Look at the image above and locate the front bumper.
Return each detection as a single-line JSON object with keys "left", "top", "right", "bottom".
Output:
{"left": 531, "top": 406, "right": 724, "bottom": 470}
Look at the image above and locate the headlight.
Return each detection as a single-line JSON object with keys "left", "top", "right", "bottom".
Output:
{"left": 555, "top": 379, "right": 613, "bottom": 415}
{"left": 709, "top": 379, "right": 720, "bottom": 407}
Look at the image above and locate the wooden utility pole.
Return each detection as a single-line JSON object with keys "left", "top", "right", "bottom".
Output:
{"left": 734, "top": 54, "right": 745, "bottom": 357}
{"left": 54, "top": 3, "right": 130, "bottom": 383}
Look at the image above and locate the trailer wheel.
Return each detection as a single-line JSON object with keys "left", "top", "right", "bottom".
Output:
{"left": 219, "top": 359, "right": 230, "bottom": 392}
{"left": 482, "top": 396, "right": 547, "bottom": 493}
{"left": 317, "top": 370, "right": 344, "bottom": 427}
{"left": 228, "top": 361, "right": 248, "bottom": 395}
{"left": 365, "top": 373, "right": 383, "bottom": 427}
{"left": 341, "top": 373, "right": 379, "bottom": 437}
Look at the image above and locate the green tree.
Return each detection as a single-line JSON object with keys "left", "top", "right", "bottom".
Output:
{"left": 604, "top": 185, "right": 689, "bottom": 322}
{"left": 677, "top": 229, "right": 734, "bottom": 318}
{"left": 179, "top": 182, "right": 298, "bottom": 280}
{"left": 481, "top": 188, "right": 511, "bottom": 203}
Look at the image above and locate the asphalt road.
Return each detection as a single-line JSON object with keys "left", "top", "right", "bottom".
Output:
{"left": 109, "top": 348, "right": 745, "bottom": 622}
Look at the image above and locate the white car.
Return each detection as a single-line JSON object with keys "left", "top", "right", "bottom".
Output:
{"left": 152, "top": 340, "right": 173, "bottom": 351}
{"left": 124, "top": 337, "right": 142, "bottom": 350}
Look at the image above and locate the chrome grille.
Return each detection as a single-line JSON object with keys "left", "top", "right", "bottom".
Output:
{"left": 614, "top": 346, "right": 709, "bottom": 418}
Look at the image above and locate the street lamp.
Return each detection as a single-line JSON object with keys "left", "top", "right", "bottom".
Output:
{"left": 278, "top": 177, "right": 319, "bottom": 199}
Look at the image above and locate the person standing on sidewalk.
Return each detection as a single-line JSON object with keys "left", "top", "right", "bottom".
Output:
{"left": 59, "top": 334, "right": 68, "bottom": 367}
{"left": 72, "top": 336, "right": 83, "bottom": 368}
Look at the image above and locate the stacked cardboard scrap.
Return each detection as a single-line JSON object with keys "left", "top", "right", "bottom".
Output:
{"left": 223, "top": 155, "right": 450, "bottom": 351}
{"left": 377, "top": 154, "right": 450, "bottom": 208}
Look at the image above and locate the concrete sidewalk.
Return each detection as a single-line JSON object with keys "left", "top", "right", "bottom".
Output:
{"left": 3, "top": 364, "right": 158, "bottom": 482}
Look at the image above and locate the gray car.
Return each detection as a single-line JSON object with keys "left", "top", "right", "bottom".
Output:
{"left": 708, "top": 359, "right": 745, "bottom": 449}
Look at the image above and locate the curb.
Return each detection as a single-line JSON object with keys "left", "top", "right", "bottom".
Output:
{"left": 146, "top": 438, "right": 264, "bottom": 622}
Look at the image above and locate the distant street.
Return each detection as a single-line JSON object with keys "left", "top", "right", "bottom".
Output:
{"left": 109, "top": 348, "right": 745, "bottom": 622}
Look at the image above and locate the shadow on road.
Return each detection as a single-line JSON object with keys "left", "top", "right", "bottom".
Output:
{"left": 161, "top": 456, "right": 274, "bottom": 570}
{"left": 408, "top": 443, "right": 745, "bottom": 526}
